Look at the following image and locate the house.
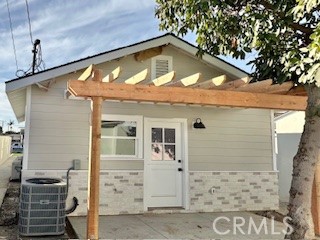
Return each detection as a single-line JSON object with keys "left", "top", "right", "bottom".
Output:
{"left": 6, "top": 34, "right": 304, "bottom": 216}
{"left": 275, "top": 111, "right": 305, "bottom": 203}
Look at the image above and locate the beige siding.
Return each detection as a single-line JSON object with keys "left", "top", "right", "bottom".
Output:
{"left": 27, "top": 45, "right": 273, "bottom": 171}
{"left": 102, "top": 102, "right": 273, "bottom": 171}
{"left": 0, "top": 136, "right": 11, "bottom": 165}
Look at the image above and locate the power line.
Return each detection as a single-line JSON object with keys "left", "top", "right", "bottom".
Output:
{"left": 5, "top": 0, "right": 19, "bottom": 71}
{"left": 25, "top": 0, "right": 33, "bottom": 45}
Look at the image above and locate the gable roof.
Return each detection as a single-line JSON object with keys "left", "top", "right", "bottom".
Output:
{"left": 6, "top": 33, "right": 247, "bottom": 92}
{"left": 5, "top": 33, "right": 248, "bottom": 122}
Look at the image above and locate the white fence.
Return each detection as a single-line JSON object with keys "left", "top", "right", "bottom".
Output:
{"left": 0, "top": 136, "right": 11, "bottom": 165}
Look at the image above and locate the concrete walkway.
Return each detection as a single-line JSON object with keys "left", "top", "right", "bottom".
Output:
{"left": 69, "top": 212, "right": 288, "bottom": 239}
{"left": 0, "top": 155, "right": 15, "bottom": 205}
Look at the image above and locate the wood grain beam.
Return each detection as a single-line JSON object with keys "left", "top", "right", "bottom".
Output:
{"left": 215, "top": 77, "right": 250, "bottom": 90}
{"left": 236, "top": 79, "right": 273, "bottom": 92}
{"left": 102, "top": 66, "right": 121, "bottom": 82}
{"left": 86, "top": 69, "right": 102, "bottom": 240}
{"left": 68, "top": 81, "right": 307, "bottom": 111}
{"left": 134, "top": 46, "right": 162, "bottom": 62}
{"left": 286, "top": 85, "right": 307, "bottom": 96}
{"left": 125, "top": 69, "right": 148, "bottom": 85}
{"left": 152, "top": 71, "right": 175, "bottom": 86}
{"left": 167, "top": 73, "right": 201, "bottom": 87}
{"left": 264, "top": 81, "right": 294, "bottom": 94}
{"left": 192, "top": 75, "right": 227, "bottom": 89}
{"left": 78, "top": 64, "right": 94, "bottom": 81}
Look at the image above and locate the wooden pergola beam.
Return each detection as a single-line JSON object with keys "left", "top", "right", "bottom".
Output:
{"left": 264, "top": 81, "right": 294, "bottom": 94}
{"left": 192, "top": 75, "right": 227, "bottom": 89}
{"left": 68, "top": 81, "right": 307, "bottom": 111}
{"left": 78, "top": 64, "right": 94, "bottom": 81}
{"left": 86, "top": 70, "right": 102, "bottom": 240}
{"left": 215, "top": 76, "right": 250, "bottom": 90}
{"left": 167, "top": 73, "right": 201, "bottom": 87}
{"left": 152, "top": 71, "right": 175, "bottom": 86}
{"left": 102, "top": 66, "right": 121, "bottom": 83}
{"left": 124, "top": 69, "right": 148, "bottom": 85}
{"left": 236, "top": 79, "right": 273, "bottom": 92}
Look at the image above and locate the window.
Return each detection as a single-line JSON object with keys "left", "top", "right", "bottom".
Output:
{"left": 101, "top": 115, "right": 143, "bottom": 159}
{"left": 151, "top": 55, "right": 173, "bottom": 80}
{"left": 151, "top": 127, "right": 176, "bottom": 161}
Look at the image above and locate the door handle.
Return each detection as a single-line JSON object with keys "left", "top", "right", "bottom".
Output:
{"left": 178, "top": 168, "right": 183, "bottom": 172}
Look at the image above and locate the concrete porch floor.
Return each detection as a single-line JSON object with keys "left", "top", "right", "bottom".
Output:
{"left": 69, "top": 212, "right": 287, "bottom": 239}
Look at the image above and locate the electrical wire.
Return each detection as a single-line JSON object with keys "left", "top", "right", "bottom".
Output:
{"left": 6, "top": 0, "right": 46, "bottom": 78}
{"left": 6, "top": 0, "right": 19, "bottom": 72}
{"left": 25, "top": 0, "right": 33, "bottom": 45}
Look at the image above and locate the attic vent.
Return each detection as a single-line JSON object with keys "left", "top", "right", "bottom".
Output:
{"left": 151, "top": 55, "right": 172, "bottom": 80}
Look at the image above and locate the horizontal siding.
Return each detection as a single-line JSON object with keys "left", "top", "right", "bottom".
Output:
{"left": 189, "top": 163, "right": 272, "bottom": 171}
{"left": 102, "top": 102, "right": 273, "bottom": 171}
{"left": 27, "top": 47, "right": 272, "bottom": 171}
{"left": 29, "top": 84, "right": 90, "bottom": 170}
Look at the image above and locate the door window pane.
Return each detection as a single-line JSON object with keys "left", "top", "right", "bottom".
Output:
{"left": 152, "top": 128, "right": 163, "bottom": 143}
{"left": 151, "top": 143, "right": 163, "bottom": 160}
{"left": 164, "top": 128, "right": 175, "bottom": 143}
{"left": 164, "top": 145, "right": 175, "bottom": 161}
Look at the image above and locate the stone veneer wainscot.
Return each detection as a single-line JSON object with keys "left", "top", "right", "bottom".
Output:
{"left": 189, "top": 171, "right": 279, "bottom": 212}
{"left": 21, "top": 170, "right": 144, "bottom": 216}
{"left": 21, "top": 170, "right": 279, "bottom": 215}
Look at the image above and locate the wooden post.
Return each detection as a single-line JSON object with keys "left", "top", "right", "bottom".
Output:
{"left": 87, "top": 69, "right": 103, "bottom": 239}
{"left": 312, "top": 164, "right": 320, "bottom": 235}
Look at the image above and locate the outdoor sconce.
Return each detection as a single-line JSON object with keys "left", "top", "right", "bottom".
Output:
{"left": 193, "top": 118, "right": 206, "bottom": 129}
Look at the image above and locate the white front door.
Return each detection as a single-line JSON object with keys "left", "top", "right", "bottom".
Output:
{"left": 145, "top": 119, "right": 184, "bottom": 208}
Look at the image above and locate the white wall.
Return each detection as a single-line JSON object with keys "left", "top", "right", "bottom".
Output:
{"left": 275, "top": 111, "right": 305, "bottom": 202}
{"left": 0, "top": 136, "right": 11, "bottom": 165}
{"left": 276, "top": 134, "right": 301, "bottom": 202}
{"left": 275, "top": 111, "right": 305, "bottom": 134}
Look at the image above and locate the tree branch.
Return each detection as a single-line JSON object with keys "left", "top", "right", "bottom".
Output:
{"left": 260, "top": 0, "right": 314, "bottom": 35}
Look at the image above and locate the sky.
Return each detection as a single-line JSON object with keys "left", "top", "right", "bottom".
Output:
{"left": 0, "top": 0, "right": 253, "bottom": 132}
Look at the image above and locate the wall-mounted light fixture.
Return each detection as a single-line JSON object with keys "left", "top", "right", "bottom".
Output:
{"left": 193, "top": 118, "right": 206, "bottom": 129}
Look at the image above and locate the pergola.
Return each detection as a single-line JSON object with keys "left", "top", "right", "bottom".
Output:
{"left": 68, "top": 65, "right": 308, "bottom": 239}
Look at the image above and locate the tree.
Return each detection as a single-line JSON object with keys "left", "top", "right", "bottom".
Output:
{"left": 155, "top": 1, "right": 320, "bottom": 239}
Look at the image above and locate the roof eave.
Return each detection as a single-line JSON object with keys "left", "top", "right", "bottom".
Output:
{"left": 5, "top": 34, "right": 248, "bottom": 93}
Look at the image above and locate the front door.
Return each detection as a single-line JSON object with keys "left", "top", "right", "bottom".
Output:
{"left": 145, "top": 119, "right": 183, "bottom": 208}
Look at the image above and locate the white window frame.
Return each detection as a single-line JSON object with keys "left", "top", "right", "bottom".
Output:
{"left": 151, "top": 55, "right": 173, "bottom": 80}
{"left": 101, "top": 114, "right": 143, "bottom": 160}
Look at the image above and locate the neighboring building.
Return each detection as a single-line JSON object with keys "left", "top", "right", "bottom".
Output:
{"left": 5, "top": 34, "right": 279, "bottom": 216}
{"left": 275, "top": 111, "right": 305, "bottom": 203}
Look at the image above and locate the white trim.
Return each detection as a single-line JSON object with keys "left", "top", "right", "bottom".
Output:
{"left": 274, "top": 111, "right": 292, "bottom": 121}
{"left": 151, "top": 55, "right": 173, "bottom": 80}
{"left": 100, "top": 114, "right": 143, "bottom": 159}
{"left": 22, "top": 86, "right": 32, "bottom": 170}
{"left": 143, "top": 117, "right": 188, "bottom": 211}
{"left": 181, "top": 118, "right": 189, "bottom": 210}
{"left": 270, "top": 110, "right": 277, "bottom": 171}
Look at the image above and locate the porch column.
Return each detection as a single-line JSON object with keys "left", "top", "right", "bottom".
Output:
{"left": 87, "top": 69, "right": 103, "bottom": 239}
